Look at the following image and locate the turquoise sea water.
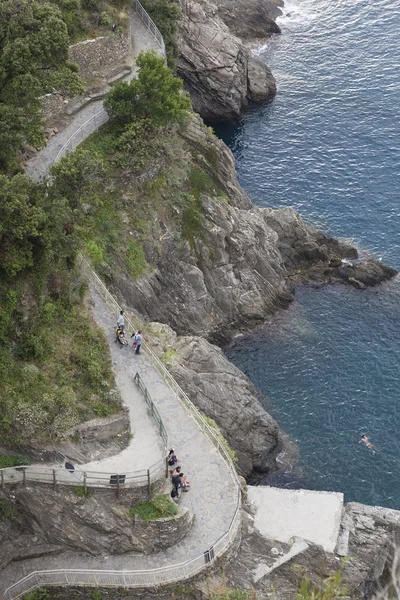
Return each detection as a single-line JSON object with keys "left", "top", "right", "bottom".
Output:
{"left": 217, "top": 0, "right": 400, "bottom": 507}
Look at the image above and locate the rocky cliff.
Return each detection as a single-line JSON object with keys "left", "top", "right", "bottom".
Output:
{"left": 176, "top": 0, "right": 279, "bottom": 120}
{"left": 110, "top": 115, "right": 394, "bottom": 343}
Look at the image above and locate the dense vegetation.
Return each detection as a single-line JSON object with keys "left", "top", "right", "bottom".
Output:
{"left": 0, "top": 0, "right": 84, "bottom": 173}
{"left": 0, "top": 50, "right": 196, "bottom": 448}
{"left": 0, "top": 172, "right": 119, "bottom": 446}
{"left": 46, "top": 53, "right": 223, "bottom": 287}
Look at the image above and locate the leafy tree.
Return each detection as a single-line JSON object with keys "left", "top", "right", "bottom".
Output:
{"left": 0, "top": 0, "right": 83, "bottom": 172}
{"left": 104, "top": 50, "right": 191, "bottom": 127}
{"left": 0, "top": 174, "right": 73, "bottom": 279}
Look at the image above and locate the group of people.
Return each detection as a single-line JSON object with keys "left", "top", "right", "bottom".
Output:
{"left": 168, "top": 448, "right": 190, "bottom": 500}
{"left": 116, "top": 311, "right": 142, "bottom": 354}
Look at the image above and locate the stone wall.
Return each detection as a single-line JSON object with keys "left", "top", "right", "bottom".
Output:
{"left": 133, "top": 506, "right": 194, "bottom": 552}
{"left": 69, "top": 29, "right": 132, "bottom": 92}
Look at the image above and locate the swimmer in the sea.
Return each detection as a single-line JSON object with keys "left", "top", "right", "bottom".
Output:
{"left": 360, "top": 434, "right": 375, "bottom": 450}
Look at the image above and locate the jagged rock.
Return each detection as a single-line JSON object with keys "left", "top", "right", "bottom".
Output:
{"left": 337, "top": 258, "right": 397, "bottom": 287}
{"left": 145, "top": 323, "right": 296, "bottom": 476}
{"left": 247, "top": 56, "right": 276, "bottom": 102}
{"left": 4, "top": 486, "right": 189, "bottom": 557}
{"left": 215, "top": 0, "right": 282, "bottom": 40}
{"left": 176, "top": 0, "right": 277, "bottom": 120}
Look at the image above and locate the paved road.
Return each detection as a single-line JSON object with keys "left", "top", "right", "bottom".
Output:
{"left": 25, "top": 9, "right": 163, "bottom": 182}
{"left": 0, "top": 282, "right": 238, "bottom": 593}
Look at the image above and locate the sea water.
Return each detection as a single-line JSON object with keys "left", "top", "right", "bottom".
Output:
{"left": 216, "top": 0, "right": 400, "bottom": 508}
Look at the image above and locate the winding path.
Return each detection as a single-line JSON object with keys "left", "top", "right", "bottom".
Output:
{"left": 1, "top": 8, "right": 240, "bottom": 596}
{"left": 25, "top": 7, "right": 163, "bottom": 181}
{"left": 0, "top": 280, "right": 238, "bottom": 595}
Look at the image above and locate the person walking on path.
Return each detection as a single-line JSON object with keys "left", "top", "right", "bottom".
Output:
{"left": 117, "top": 310, "right": 125, "bottom": 331}
{"left": 132, "top": 330, "right": 142, "bottom": 354}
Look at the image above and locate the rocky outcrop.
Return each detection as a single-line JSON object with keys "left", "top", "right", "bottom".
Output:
{"left": 1, "top": 486, "right": 189, "bottom": 557}
{"left": 145, "top": 322, "right": 295, "bottom": 477}
{"left": 110, "top": 118, "right": 396, "bottom": 341}
{"left": 177, "top": 0, "right": 277, "bottom": 120}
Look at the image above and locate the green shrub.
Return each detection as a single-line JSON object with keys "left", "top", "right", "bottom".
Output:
{"left": 0, "top": 454, "right": 30, "bottom": 469}
{"left": 296, "top": 570, "right": 347, "bottom": 599}
{"left": 0, "top": 498, "right": 16, "bottom": 521}
{"left": 130, "top": 494, "right": 178, "bottom": 521}
{"left": 74, "top": 486, "right": 92, "bottom": 499}
{"left": 99, "top": 11, "right": 112, "bottom": 26}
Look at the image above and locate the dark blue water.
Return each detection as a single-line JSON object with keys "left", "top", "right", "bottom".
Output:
{"left": 219, "top": 0, "right": 400, "bottom": 507}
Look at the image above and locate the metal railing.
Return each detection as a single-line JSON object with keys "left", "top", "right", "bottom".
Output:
{"left": 2, "top": 258, "right": 241, "bottom": 599}
{"left": 134, "top": 372, "right": 168, "bottom": 447}
{"left": 132, "top": 0, "right": 165, "bottom": 53}
{"left": 0, "top": 458, "right": 166, "bottom": 498}
{"left": 49, "top": 0, "right": 165, "bottom": 174}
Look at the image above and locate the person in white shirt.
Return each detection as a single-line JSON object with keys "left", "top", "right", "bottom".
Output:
{"left": 117, "top": 310, "right": 125, "bottom": 331}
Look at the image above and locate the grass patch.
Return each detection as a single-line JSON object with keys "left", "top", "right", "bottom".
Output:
{"left": 129, "top": 494, "right": 178, "bottom": 521}
{"left": 74, "top": 486, "right": 93, "bottom": 499}
{"left": 126, "top": 241, "right": 147, "bottom": 279}
{"left": 0, "top": 498, "right": 16, "bottom": 521}
{"left": 203, "top": 416, "right": 238, "bottom": 465}
{"left": 0, "top": 455, "right": 30, "bottom": 469}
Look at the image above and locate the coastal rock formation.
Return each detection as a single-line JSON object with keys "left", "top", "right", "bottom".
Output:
{"left": 145, "top": 322, "right": 295, "bottom": 477}
{"left": 194, "top": 501, "right": 400, "bottom": 599}
{"left": 111, "top": 118, "right": 381, "bottom": 342}
{"left": 176, "top": 0, "right": 277, "bottom": 120}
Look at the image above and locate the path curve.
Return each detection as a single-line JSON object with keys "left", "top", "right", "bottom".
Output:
{"left": 2, "top": 9, "right": 241, "bottom": 597}
{"left": 0, "top": 280, "right": 239, "bottom": 595}
{"left": 25, "top": 6, "right": 163, "bottom": 181}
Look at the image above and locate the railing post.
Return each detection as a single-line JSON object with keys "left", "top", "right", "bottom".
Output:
{"left": 53, "top": 469, "right": 57, "bottom": 491}
{"left": 116, "top": 474, "right": 120, "bottom": 499}
{"left": 1, "top": 469, "right": 3, "bottom": 490}
{"left": 84, "top": 471, "right": 87, "bottom": 496}
{"left": 165, "top": 456, "right": 169, "bottom": 478}
{"left": 147, "top": 469, "right": 151, "bottom": 497}
{"left": 23, "top": 467, "right": 26, "bottom": 486}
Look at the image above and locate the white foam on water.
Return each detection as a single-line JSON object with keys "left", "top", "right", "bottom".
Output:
{"left": 277, "top": 0, "right": 318, "bottom": 25}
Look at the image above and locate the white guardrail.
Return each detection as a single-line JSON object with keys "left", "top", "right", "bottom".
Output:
{"left": 50, "top": 0, "right": 165, "bottom": 173}
{"left": 2, "top": 256, "right": 242, "bottom": 599}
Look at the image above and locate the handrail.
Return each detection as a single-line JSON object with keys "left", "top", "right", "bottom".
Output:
{"left": 0, "top": 457, "right": 166, "bottom": 495}
{"left": 49, "top": 0, "right": 166, "bottom": 175}
{"left": 1, "top": 257, "right": 241, "bottom": 599}
{"left": 134, "top": 371, "right": 168, "bottom": 447}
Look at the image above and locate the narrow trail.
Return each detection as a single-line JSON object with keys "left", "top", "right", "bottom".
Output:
{"left": 0, "top": 283, "right": 238, "bottom": 594}
{"left": 25, "top": 10, "right": 162, "bottom": 182}
{"left": 1, "top": 8, "right": 240, "bottom": 596}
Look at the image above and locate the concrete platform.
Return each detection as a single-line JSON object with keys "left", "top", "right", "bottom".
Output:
{"left": 248, "top": 486, "right": 344, "bottom": 554}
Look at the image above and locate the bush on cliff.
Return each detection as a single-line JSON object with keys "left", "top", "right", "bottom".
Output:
{"left": 104, "top": 50, "right": 191, "bottom": 127}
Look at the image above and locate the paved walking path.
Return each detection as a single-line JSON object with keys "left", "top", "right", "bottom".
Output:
{"left": 25, "top": 9, "right": 163, "bottom": 182}
{"left": 0, "top": 282, "right": 238, "bottom": 594}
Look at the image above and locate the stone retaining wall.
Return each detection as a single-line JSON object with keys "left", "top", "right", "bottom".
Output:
{"left": 134, "top": 506, "right": 195, "bottom": 552}
{"left": 69, "top": 29, "right": 132, "bottom": 91}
